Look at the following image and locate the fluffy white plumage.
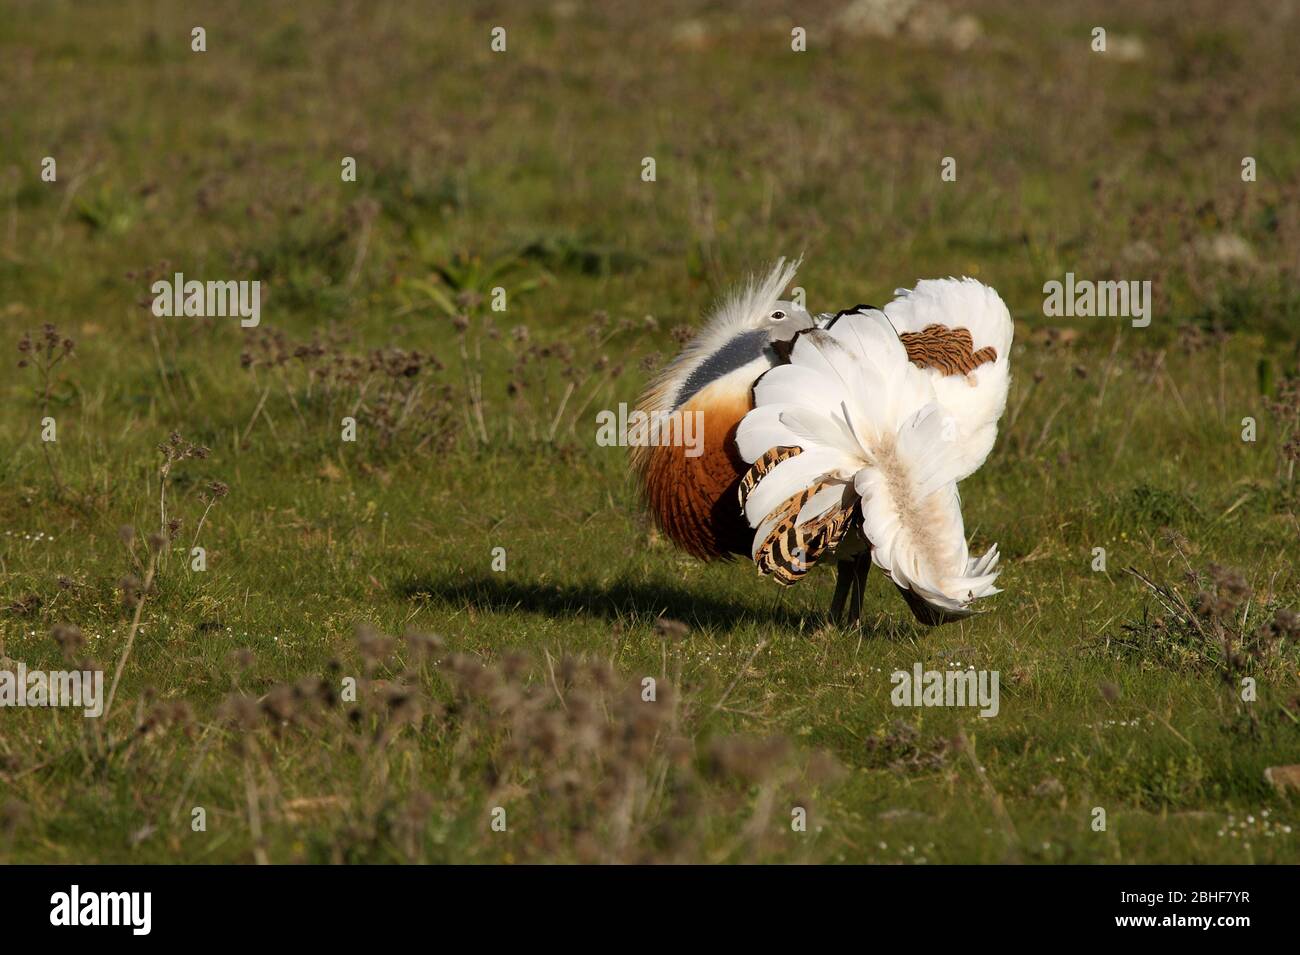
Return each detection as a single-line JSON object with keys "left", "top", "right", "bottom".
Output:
{"left": 884, "top": 277, "right": 1013, "bottom": 481}
{"left": 736, "top": 277, "right": 1012, "bottom": 617}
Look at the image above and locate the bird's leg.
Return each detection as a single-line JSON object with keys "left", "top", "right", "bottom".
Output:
{"left": 828, "top": 560, "right": 854, "bottom": 626}
{"left": 845, "top": 552, "right": 872, "bottom": 628}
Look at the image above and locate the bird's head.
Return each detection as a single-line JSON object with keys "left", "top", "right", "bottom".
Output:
{"left": 631, "top": 258, "right": 812, "bottom": 428}
{"left": 654, "top": 259, "right": 812, "bottom": 407}
{"left": 756, "top": 300, "right": 816, "bottom": 342}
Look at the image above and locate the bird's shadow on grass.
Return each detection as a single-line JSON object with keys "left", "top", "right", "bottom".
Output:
{"left": 392, "top": 573, "right": 816, "bottom": 632}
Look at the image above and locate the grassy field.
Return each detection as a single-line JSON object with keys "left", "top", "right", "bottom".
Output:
{"left": 1, "top": 0, "right": 1298, "bottom": 864}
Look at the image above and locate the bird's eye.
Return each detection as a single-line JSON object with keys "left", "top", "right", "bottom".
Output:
{"left": 771, "top": 310, "right": 786, "bottom": 321}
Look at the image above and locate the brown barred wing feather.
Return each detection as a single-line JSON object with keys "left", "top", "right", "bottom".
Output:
{"left": 742, "top": 454, "right": 859, "bottom": 586}
{"left": 899, "top": 324, "right": 998, "bottom": 376}
{"left": 737, "top": 445, "right": 802, "bottom": 513}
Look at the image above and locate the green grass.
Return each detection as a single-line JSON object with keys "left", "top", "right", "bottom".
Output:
{"left": 1, "top": 1, "right": 1298, "bottom": 863}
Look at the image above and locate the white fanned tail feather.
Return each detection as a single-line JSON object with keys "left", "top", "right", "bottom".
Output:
{"left": 736, "top": 301, "right": 1004, "bottom": 618}
{"left": 882, "top": 277, "right": 1014, "bottom": 482}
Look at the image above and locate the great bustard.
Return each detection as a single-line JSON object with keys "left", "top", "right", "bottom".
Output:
{"left": 631, "top": 259, "right": 1012, "bottom": 628}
